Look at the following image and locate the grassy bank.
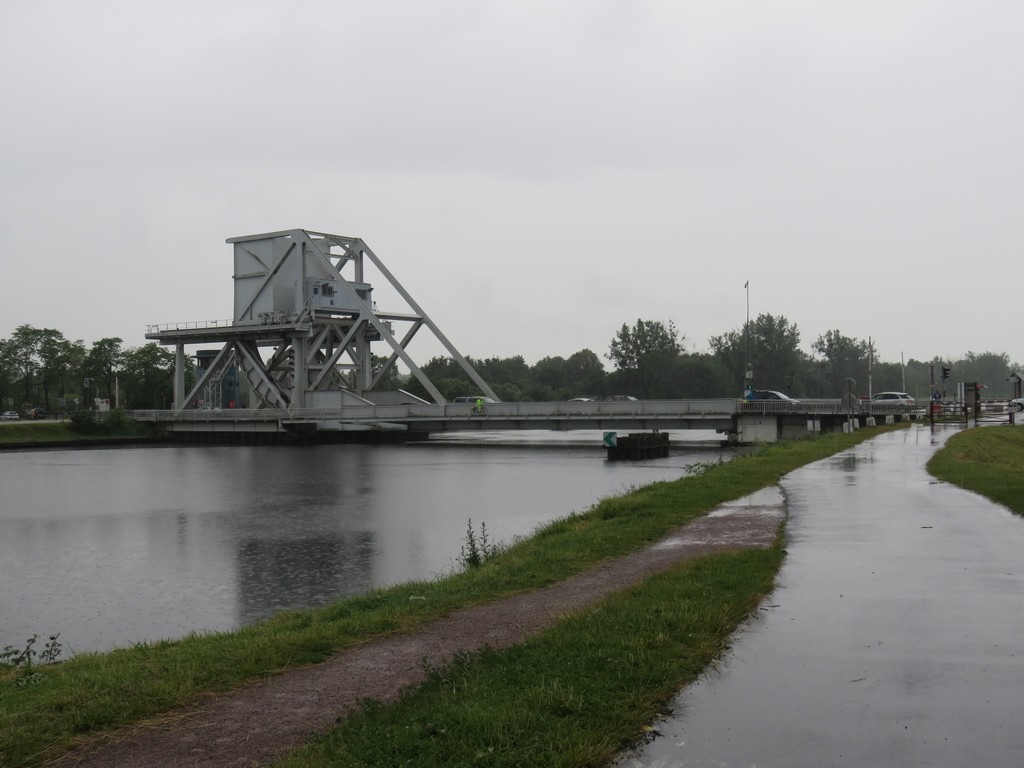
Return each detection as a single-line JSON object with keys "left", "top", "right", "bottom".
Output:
{"left": 1, "top": 427, "right": 893, "bottom": 768}
{"left": 277, "top": 548, "right": 783, "bottom": 767}
{"left": 0, "top": 418, "right": 156, "bottom": 446}
{"left": 927, "top": 425, "right": 1024, "bottom": 516}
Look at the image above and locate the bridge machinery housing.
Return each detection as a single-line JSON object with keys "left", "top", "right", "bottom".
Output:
{"left": 145, "top": 229, "right": 496, "bottom": 438}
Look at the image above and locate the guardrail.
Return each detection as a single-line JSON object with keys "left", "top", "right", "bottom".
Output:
{"left": 145, "top": 319, "right": 236, "bottom": 335}
{"left": 132, "top": 398, "right": 863, "bottom": 424}
{"left": 133, "top": 399, "right": 744, "bottom": 423}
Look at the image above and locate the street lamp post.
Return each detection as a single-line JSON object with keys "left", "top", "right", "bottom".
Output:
{"left": 743, "top": 281, "right": 751, "bottom": 394}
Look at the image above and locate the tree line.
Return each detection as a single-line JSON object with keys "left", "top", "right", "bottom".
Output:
{"left": 0, "top": 326, "right": 174, "bottom": 412}
{"left": 406, "top": 314, "right": 1021, "bottom": 403}
{"left": 2, "top": 315, "right": 1019, "bottom": 412}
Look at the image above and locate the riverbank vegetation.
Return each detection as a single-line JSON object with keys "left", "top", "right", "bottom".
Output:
{"left": 927, "top": 425, "right": 1024, "bottom": 516}
{"left": 1, "top": 427, "right": 896, "bottom": 768}
{"left": 2, "top": 320, "right": 1019, "bottom": 413}
{"left": 0, "top": 415, "right": 156, "bottom": 446}
{"left": 280, "top": 549, "right": 781, "bottom": 768}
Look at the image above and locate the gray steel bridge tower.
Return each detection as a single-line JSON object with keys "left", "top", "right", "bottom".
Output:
{"left": 146, "top": 229, "right": 497, "bottom": 412}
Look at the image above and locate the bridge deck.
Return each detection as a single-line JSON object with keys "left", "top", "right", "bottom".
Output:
{"left": 132, "top": 398, "right": 922, "bottom": 437}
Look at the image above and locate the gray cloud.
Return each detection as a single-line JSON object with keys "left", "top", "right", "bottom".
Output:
{"left": 2, "top": 0, "right": 1022, "bottom": 371}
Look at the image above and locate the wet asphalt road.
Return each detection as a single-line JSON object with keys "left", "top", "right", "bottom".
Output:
{"left": 621, "top": 425, "right": 1024, "bottom": 767}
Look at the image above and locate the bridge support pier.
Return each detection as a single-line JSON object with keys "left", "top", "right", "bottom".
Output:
{"left": 731, "top": 414, "right": 783, "bottom": 444}
{"left": 731, "top": 413, "right": 854, "bottom": 444}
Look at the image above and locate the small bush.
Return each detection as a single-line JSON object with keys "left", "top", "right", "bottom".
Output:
{"left": 104, "top": 409, "right": 128, "bottom": 430}
{"left": 68, "top": 410, "right": 100, "bottom": 434}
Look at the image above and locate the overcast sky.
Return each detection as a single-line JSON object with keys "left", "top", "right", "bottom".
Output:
{"left": 2, "top": 1, "right": 1021, "bottom": 372}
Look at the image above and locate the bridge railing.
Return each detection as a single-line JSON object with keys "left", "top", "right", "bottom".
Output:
{"left": 739, "top": 399, "right": 844, "bottom": 415}
{"left": 132, "top": 399, "right": 744, "bottom": 423}
{"left": 857, "top": 401, "right": 927, "bottom": 416}
{"left": 145, "top": 319, "right": 236, "bottom": 335}
{"left": 132, "top": 397, "right": 861, "bottom": 424}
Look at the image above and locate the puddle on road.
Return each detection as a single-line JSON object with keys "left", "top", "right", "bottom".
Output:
{"left": 652, "top": 486, "right": 786, "bottom": 550}
{"left": 618, "top": 425, "right": 1024, "bottom": 768}
{"left": 708, "top": 485, "right": 786, "bottom": 516}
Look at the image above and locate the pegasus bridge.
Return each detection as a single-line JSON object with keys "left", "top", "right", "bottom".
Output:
{"left": 139, "top": 229, "right": 918, "bottom": 446}
{"left": 132, "top": 398, "right": 920, "bottom": 445}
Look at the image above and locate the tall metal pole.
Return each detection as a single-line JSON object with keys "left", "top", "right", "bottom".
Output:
{"left": 867, "top": 336, "right": 873, "bottom": 399}
{"left": 744, "top": 280, "right": 750, "bottom": 394}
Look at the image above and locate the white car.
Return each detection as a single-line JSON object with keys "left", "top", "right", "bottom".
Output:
{"left": 870, "top": 392, "right": 915, "bottom": 410}
{"left": 1008, "top": 398, "right": 1024, "bottom": 413}
{"left": 1, "top": 410, "right": 19, "bottom": 420}
{"left": 752, "top": 390, "right": 800, "bottom": 404}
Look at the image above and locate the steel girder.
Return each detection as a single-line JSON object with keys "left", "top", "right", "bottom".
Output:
{"left": 149, "top": 229, "right": 497, "bottom": 412}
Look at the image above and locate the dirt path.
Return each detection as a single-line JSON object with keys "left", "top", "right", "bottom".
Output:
{"left": 46, "top": 489, "right": 785, "bottom": 768}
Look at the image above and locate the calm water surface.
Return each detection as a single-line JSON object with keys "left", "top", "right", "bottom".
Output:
{"left": 0, "top": 431, "right": 725, "bottom": 655}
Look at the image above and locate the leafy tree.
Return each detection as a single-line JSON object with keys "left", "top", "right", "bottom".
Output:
{"left": 403, "top": 356, "right": 474, "bottom": 400}
{"left": 10, "top": 325, "right": 44, "bottom": 403}
{"left": 957, "top": 351, "right": 1014, "bottom": 392}
{"left": 528, "top": 356, "right": 569, "bottom": 401}
{"left": 0, "top": 338, "right": 19, "bottom": 409}
{"left": 710, "top": 313, "right": 805, "bottom": 395}
{"left": 870, "top": 361, "right": 909, "bottom": 396}
{"left": 706, "top": 326, "right": 746, "bottom": 396}
{"left": 524, "top": 350, "right": 609, "bottom": 401}
{"left": 120, "top": 343, "right": 175, "bottom": 409}
{"left": 38, "top": 330, "right": 86, "bottom": 412}
{"left": 565, "top": 349, "right": 606, "bottom": 397}
{"left": 605, "top": 319, "right": 684, "bottom": 398}
{"left": 607, "top": 319, "right": 682, "bottom": 371}
{"left": 673, "top": 353, "right": 731, "bottom": 398}
{"left": 812, "top": 330, "right": 869, "bottom": 397}
{"left": 477, "top": 356, "right": 530, "bottom": 391}
{"left": 83, "top": 337, "right": 124, "bottom": 402}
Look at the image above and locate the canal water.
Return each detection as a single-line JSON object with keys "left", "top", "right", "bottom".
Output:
{"left": 619, "top": 425, "right": 1024, "bottom": 767}
{"left": 0, "top": 431, "right": 724, "bottom": 656}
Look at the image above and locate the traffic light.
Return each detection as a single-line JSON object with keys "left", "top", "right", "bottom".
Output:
{"left": 942, "top": 365, "right": 951, "bottom": 380}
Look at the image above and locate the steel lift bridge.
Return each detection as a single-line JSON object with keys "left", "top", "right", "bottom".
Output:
{"left": 145, "top": 229, "right": 498, "bottom": 436}
{"left": 143, "top": 229, "right": 898, "bottom": 444}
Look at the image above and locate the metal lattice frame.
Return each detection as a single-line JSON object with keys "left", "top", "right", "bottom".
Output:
{"left": 150, "top": 229, "right": 497, "bottom": 412}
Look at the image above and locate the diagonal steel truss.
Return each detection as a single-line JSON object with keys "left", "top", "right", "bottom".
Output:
{"left": 150, "top": 229, "right": 497, "bottom": 411}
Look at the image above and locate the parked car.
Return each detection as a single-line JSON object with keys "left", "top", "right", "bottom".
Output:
{"left": 568, "top": 397, "right": 594, "bottom": 402}
{"left": 27, "top": 407, "right": 47, "bottom": 419}
{"left": 1008, "top": 397, "right": 1024, "bottom": 413}
{"left": 1, "top": 410, "right": 19, "bottom": 420}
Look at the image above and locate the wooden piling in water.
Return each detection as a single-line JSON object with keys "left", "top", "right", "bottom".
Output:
{"left": 606, "top": 432, "right": 669, "bottom": 460}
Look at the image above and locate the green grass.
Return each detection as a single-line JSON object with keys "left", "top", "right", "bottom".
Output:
{"left": 927, "top": 425, "right": 1024, "bottom": 515}
{"left": 275, "top": 548, "right": 783, "bottom": 768}
{"left": 0, "top": 419, "right": 155, "bottom": 445}
{"left": 0, "top": 427, "right": 894, "bottom": 768}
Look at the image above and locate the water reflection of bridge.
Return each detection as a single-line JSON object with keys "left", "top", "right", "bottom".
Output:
{"left": 132, "top": 398, "right": 922, "bottom": 445}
